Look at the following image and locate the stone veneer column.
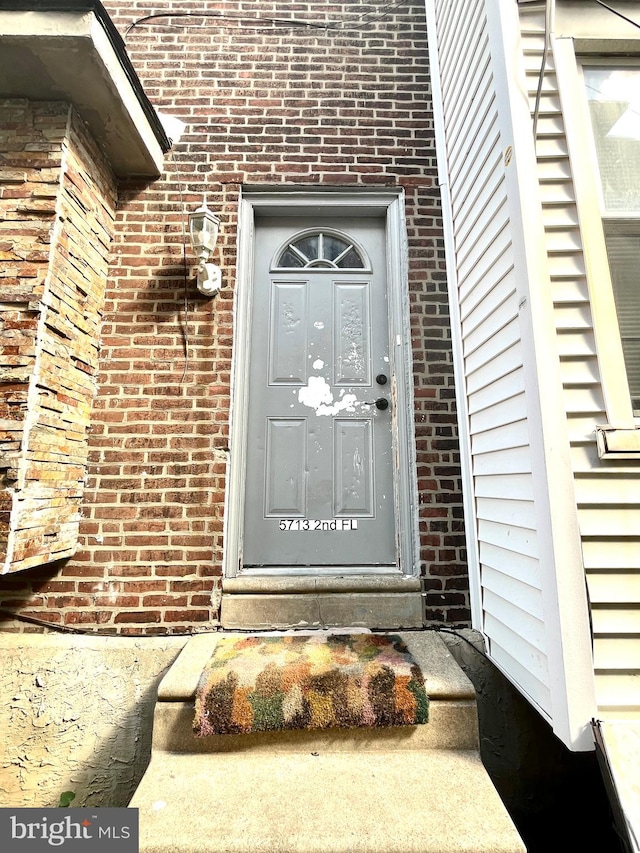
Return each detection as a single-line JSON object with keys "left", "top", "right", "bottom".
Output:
{"left": 0, "top": 99, "right": 117, "bottom": 573}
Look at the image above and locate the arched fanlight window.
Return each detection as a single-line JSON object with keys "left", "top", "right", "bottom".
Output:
{"left": 274, "top": 231, "right": 366, "bottom": 270}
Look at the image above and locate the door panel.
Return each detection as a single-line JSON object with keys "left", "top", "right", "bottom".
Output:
{"left": 268, "top": 283, "right": 308, "bottom": 384}
{"left": 242, "top": 216, "right": 396, "bottom": 571}
{"left": 334, "top": 284, "right": 371, "bottom": 385}
{"left": 334, "top": 419, "right": 374, "bottom": 515}
{"left": 264, "top": 419, "right": 306, "bottom": 516}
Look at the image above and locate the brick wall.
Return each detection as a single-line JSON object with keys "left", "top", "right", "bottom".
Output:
{"left": 0, "top": 0, "right": 469, "bottom": 633}
{"left": 0, "top": 101, "right": 117, "bottom": 575}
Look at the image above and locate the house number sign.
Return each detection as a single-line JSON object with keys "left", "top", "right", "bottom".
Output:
{"left": 278, "top": 519, "right": 358, "bottom": 531}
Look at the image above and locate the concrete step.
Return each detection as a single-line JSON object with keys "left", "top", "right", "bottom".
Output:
{"left": 152, "top": 631, "right": 480, "bottom": 754}
{"left": 130, "top": 631, "right": 525, "bottom": 853}
{"left": 133, "top": 749, "right": 525, "bottom": 853}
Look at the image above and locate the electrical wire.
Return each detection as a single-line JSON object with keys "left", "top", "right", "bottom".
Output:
{"left": 124, "top": 0, "right": 414, "bottom": 39}
{"left": 0, "top": 606, "right": 205, "bottom": 636}
{"left": 0, "top": 608, "right": 94, "bottom": 635}
{"left": 531, "top": 0, "right": 640, "bottom": 142}
{"left": 173, "top": 164, "right": 191, "bottom": 386}
{"left": 427, "top": 625, "right": 493, "bottom": 663}
{"left": 0, "top": 605, "right": 490, "bottom": 653}
{"left": 125, "top": 11, "right": 330, "bottom": 38}
{"left": 350, "top": 0, "right": 415, "bottom": 28}
{"left": 594, "top": 0, "right": 640, "bottom": 31}
{"left": 532, "top": 0, "right": 640, "bottom": 144}
{"left": 532, "top": 0, "right": 555, "bottom": 142}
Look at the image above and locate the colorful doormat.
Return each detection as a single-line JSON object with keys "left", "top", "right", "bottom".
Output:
{"left": 193, "top": 633, "right": 429, "bottom": 736}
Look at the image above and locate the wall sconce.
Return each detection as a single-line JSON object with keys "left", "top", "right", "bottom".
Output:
{"left": 188, "top": 200, "right": 221, "bottom": 295}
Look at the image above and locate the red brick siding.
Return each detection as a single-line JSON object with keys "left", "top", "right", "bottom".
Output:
{"left": 0, "top": 0, "right": 469, "bottom": 632}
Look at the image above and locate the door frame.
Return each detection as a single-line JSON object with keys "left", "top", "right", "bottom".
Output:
{"left": 223, "top": 187, "right": 420, "bottom": 581}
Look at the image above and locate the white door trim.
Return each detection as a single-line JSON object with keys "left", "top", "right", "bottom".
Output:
{"left": 223, "top": 187, "right": 420, "bottom": 580}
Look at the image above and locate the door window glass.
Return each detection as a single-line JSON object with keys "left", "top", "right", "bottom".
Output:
{"left": 274, "top": 232, "right": 365, "bottom": 270}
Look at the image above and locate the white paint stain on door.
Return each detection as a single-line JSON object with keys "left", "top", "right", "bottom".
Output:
{"left": 297, "top": 375, "right": 358, "bottom": 416}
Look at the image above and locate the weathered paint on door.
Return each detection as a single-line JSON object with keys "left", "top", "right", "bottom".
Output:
{"left": 242, "top": 216, "right": 397, "bottom": 571}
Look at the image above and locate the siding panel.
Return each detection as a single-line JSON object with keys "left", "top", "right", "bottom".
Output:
{"left": 469, "top": 393, "right": 528, "bottom": 435}
{"left": 587, "top": 574, "right": 640, "bottom": 604}
{"left": 478, "top": 519, "right": 538, "bottom": 559}
{"left": 466, "top": 342, "right": 523, "bottom": 395}
{"left": 435, "top": 0, "right": 552, "bottom": 724}
{"left": 472, "top": 446, "right": 536, "bottom": 476}
{"left": 463, "top": 291, "right": 519, "bottom": 356}
{"left": 468, "top": 368, "right": 525, "bottom": 415}
{"left": 575, "top": 476, "right": 640, "bottom": 505}
{"left": 471, "top": 419, "right": 530, "bottom": 454}
{"left": 449, "top": 79, "right": 497, "bottom": 195}
{"left": 459, "top": 247, "right": 514, "bottom": 322}
{"left": 474, "top": 473, "right": 534, "bottom": 501}
{"left": 465, "top": 318, "right": 522, "bottom": 373}
{"left": 483, "top": 594, "right": 546, "bottom": 657}
{"left": 595, "top": 675, "right": 640, "bottom": 714}
{"left": 476, "top": 497, "right": 537, "bottom": 530}
{"left": 591, "top": 609, "right": 640, "bottom": 635}
{"left": 490, "top": 639, "right": 552, "bottom": 713}
{"left": 578, "top": 509, "right": 640, "bottom": 538}
{"left": 583, "top": 540, "right": 640, "bottom": 570}
{"left": 520, "top": 0, "right": 640, "bottom": 721}
{"left": 480, "top": 541, "right": 542, "bottom": 587}
{"left": 462, "top": 270, "right": 518, "bottom": 339}
{"left": 483, "top": 566, "right": 544, "bottom": 618}
{"left": 594, "top": 639, "right": 640, "bottom": 672}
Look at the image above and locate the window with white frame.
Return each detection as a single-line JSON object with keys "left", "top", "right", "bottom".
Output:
{"left": 583, "top": 66, "right": 640, "bottom": 416}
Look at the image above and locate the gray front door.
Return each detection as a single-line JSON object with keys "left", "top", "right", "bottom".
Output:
{"left": 242, "top": 216, "right": 397, "bottom": 573}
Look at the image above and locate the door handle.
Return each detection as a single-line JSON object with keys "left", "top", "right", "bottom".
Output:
{"left": 365, "top": 397, "right": 389, "bottom": 410}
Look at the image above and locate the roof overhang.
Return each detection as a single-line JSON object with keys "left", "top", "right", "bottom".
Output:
{"left": 0, "top": 0, "right": 170, "bottom": 178}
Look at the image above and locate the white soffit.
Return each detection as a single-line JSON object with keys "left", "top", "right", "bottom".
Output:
{"left": 0, "top": 9, "right": 167, "bottom": 178}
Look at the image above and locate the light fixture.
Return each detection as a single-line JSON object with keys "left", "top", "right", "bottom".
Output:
{"left": 188, "top": 199, "right": 222, "bottom": 295}
{"left": 157, "top": 112, "right": 187, "bottom": 146}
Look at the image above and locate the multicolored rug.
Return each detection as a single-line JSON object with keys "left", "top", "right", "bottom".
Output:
{"left": 193, "top": 633, "right": 429, "bottom": 736}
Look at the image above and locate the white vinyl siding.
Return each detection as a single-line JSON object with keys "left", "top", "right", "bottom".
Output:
{"left": 522, "top": 2, "right": 640, "bottom": 721}
{"left": 427, "top": 0, "right": 597, "bottom": 749}
{"left": 431, "top": 3, "right": 545, "bottom": 711}
{"left": 518, "top": 5, "right": 607, "bottom": 462}
{"left": 431, "top": 0, "right": 640, "bottom": 740}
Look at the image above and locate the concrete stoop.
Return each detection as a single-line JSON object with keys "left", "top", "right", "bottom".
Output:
{"left": 130, "top": 631, "right": 525, "bottom": 853}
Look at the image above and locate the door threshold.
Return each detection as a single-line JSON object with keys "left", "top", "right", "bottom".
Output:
{"left": 221, "top": 575, "right": 423, "bottom": 630}
{"left": 240, "top": 565, "right": 401, "bottom": 577}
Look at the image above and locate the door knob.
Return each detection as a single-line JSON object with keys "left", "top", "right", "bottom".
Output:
{"left": 365, "top": 397, "right": 390, "bottom": 410}
{"left": 376, "top": 374, "right": 388, "bottom": 385}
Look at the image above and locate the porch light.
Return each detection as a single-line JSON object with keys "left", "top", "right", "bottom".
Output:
{"left": 188, "top": 200, "right": 221, "bottom": 295}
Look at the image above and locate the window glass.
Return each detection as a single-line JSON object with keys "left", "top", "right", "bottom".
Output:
{"left": 584, "top": 66, "right": 640, "bottom": 413}
{"left": 603, "top": 230, "right": 640, "bottom": 413}
{"left": 584, "top": 67, "right": 640, "bottom": 212}
{"left": 278, "top": 249, "right": 304, "bottom": 268}
{"left": 324, "top": 235, "right": 350, "bottom": 262}
{"left": 274, "top": 232, "right": 365, "bottom": 269}
{"left": 295, "top": 235, "right": 321, "bottom": 262}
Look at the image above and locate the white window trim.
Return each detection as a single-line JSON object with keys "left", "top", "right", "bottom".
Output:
{"left": 554, "top": 37, "right": 639, "bottom": 442}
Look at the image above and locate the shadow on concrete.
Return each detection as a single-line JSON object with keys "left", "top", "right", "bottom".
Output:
{"left": 441, "top": 629, "right": 624, "bottom": 853}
